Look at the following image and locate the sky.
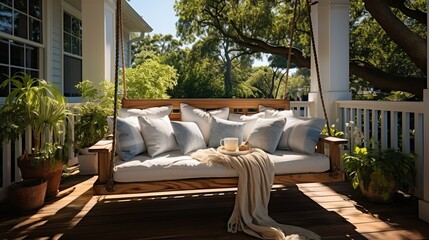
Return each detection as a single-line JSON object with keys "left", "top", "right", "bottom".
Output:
{"left": 128, "top": 0, "right": 178, "bottom": 36}
{"left": 127, "top": 0, "right": 268, "bottom": 66}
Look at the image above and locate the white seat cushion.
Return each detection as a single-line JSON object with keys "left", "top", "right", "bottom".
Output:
{"left": 113, "top": 149, "right": 330, "bottom": 183}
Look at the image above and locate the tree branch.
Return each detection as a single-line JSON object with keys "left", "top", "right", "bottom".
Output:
{"left": 363, "top": 0, "right": 427, "bottom": 73}
{"left": 386, "top": 0, "right": 427, "bottom": 24}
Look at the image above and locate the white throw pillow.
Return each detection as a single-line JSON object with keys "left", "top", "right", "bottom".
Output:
{"left": 208, "top": 116, "right": 245, "bottom": 148}
{"left": 228, "top": 112, "right": 265, "bottom": 141}
{"left": 138, "top": 115, "right": 178, "bottom": 157}
{"left": 171, "top": 121, "right": 206, "bottom": 154}
{"left": 247, "top": 117, "right": 286, "bottom": 153}
{"left": 118, "top": 105, "right": 173, "bottom": 118}
{"left": 259, "top": 105, "right": 296, "bottom": 118}
{"left": 108, "top": 105, "right": 173, "bottom": 133}
{"left": 180, "top": 103, "right": 229, "bottom": 144}
{"left": 107, "top": 116, "right": 146, "bottom": 161}
{"left": 277, "top": 116, "right": 326, "bottom": 154}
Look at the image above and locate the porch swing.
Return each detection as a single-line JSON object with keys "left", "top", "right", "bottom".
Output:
{"left": 89, "top": 0, "right": 347, "bottom": 195}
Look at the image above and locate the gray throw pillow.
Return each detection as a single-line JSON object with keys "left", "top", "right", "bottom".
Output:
{"left": 180, "top": 103, "right": 229, "bottom": 144}
{"left": 208, "top": 116, "right": 245, "bottom": 148}
{"left": 171, "top": 121, "right": 206, "bottom": 154}
{"left": 247, "top": 117, "right": 286, "bottom": 153}
{"left": 138, "top": 115, "right": 178, "bottom": 157}
{"left": 228, "top": 112, "right": 265, "bottom": 141}
{"left": 107, "top": 116, "right": 146, "bottom": 161}
{"left": 277, "top": 116, "right": 326, "bottom": 154}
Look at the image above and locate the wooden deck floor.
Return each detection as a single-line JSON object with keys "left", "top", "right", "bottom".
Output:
{"left": 1, "top": 173, "right": 429, "bottom": 240}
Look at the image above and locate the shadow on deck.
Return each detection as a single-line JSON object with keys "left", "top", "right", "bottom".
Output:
{"left": 1, "top": 174, "right": 428, "bottom": 239}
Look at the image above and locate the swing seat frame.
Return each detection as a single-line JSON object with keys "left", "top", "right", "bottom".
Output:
{"left": 89, "top": 98, "right": 347, "bottom": 195}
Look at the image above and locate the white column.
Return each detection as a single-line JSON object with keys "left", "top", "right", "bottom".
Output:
{"left": 308, "top": 0, "right": 351, "bottom": 121}
{"left": 82, "top": 0, "right": 116, "bottom": 87}
{"left": 418, "top": 0, "right": 429, "bottom": 223}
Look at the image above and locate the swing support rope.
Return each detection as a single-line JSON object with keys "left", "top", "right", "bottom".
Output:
{"left": 106, "top": 0, "right": 125, "bottom": 192}
{"left": 306, "top": 0, "right": 331, "bottom": 135}
{"left": 105, "top": 0, "right": 333, "bottom": 192}
{"left": 283, "top": 0, "right": 299, "bottom": 100}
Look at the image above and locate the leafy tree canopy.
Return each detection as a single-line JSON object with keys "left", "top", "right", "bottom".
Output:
{"left": 175, "top": 0, "right": 427, "bottom": 99}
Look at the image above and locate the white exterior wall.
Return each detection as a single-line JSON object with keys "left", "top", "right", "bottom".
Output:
{"left": 44, "top": 0, "right": 63, "bottom": 91}
{"left": 82, "top": 0, "right": 106, "bottom": 87}
{"left": 308, "top": 0, "right": 352, "bottom": 120}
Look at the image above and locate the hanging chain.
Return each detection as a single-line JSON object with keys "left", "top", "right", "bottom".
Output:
{"left": 306, "top": 0, "right": 331, "bottom": 136}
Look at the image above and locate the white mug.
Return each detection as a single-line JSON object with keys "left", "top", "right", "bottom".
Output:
{"left": 220, "top": 137, "right": 239, "bottom": 151}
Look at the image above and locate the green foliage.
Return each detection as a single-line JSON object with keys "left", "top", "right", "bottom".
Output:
{"left": 74, "top": 104, "right": 109, "bottom": 149}
{"left": 0, "top": 73, "right": 70, "bottom": 165}
{"left": 321, "top": 124, "right": 344, "bottom": 138}
{"left": 343, "top": 145, "right": 416, "bottom": 201}
{"left": 74, "top": 80, "right": 113, "bottom": 150}
{"left": 125, "top": 59, "right": 178, "bottom": 99}
{"left": 175, "top": 0, "right": 426, "bottom": 98}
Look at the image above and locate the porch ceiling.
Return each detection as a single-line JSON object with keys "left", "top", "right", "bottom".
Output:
{"left": 123, "top": 0, "right": 153, "bottom": 33}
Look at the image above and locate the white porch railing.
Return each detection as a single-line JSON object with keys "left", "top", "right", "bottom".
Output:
{"left": 290, "top": 101, "right": 314, "bottom": 117}
{"left": 0, "top": 104, "right": 80, "bottom": 201}
{"left": 1, "top": 100, "right": 425, "bottom": 200}
{"left": 336, "top": 100, "right": 425, "bottom": 197}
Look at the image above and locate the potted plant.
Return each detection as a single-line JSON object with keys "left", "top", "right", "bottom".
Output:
{"left": 74, "top": 80, "right": 111, "bottom": 174}
{"left": 0, "top": 73, "right": 70, "bottom": 199}
{"left": 343, "top": 144, "right": 416, "bottom": 202}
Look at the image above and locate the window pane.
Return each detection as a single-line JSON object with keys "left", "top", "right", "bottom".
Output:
{"left": 26, "top": 69, "right": 38, "bottom": 78}
{"left": 29, "top": 0, "right": 41, "bottom": 19}
{"left": 0, "top": 38, "right": 9, "bottom": 64}
{"left": 0, "top": 0, "right": 12, "bottom": 6}
{"left": 0, "top": 4, "right": 13, "bottom": 34}
{"left": 64, "top": 32, "right": 71, "bottom": 53}
{"left": 10, "top": 42, "right": 24, "bottom": 66}
{"left": 71, "top": 17, "right": 80, "bottom": 37}
{"left": 26, "top": 45, "right": 38, "bottom": 69}
{"left": 71, "top": 36, "right": 80, "bottom": 56}
{"left": 29, "top": 18, "right": 41, "bottom": 43}
{"left": 0, "top": 65, "right": 9, "bottom": 97}
{"left": 15, "top": 0, "right": 27, "bottom": 13}
{"left": 11, "top": 67, "right": 25, "bottom": 77}
{"left": 14, "top": 11, "right": 27, "bottom": 39}
{"left": 63, "top": 12, "right": 71, "bottom": 33}
{"left": 63, "top": 55, "right": 82, "bottom": 97}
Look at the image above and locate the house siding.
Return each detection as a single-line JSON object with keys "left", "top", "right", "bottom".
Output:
{"left": 49, "top": 0, "right": 63, "bottom": 92}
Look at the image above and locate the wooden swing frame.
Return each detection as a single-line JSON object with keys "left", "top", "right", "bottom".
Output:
{"left": 89, "top": 0, "right": 347, "bottom": 195}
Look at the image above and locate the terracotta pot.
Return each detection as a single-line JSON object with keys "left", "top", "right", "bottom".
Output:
{"left": 18, "top": 158, "right": 63, "bottom": 198}
{"left": 8, "top": 178, "right": 47, "bottom": 212}
{"left": 359, "top": 173, "right": 396, "bottom": 202}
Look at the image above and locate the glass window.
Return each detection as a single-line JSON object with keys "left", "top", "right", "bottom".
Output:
{"left": 10, "top": 42, "right": 24, "bottom": 67}
{"left": 0, "top": 4, "right": 13, "bottom": 34}
{"left": 14, "top": 11, "right": 28, "bottom": 39}
{"left": 64, "top": 55, "right": 82, "bottom": 97}
{"left": 0, "top": 0, "right": 42, "bottom": 43}
{"left": 0, "top": 39, "right": 39, "bottom": 97}
{"left": 15, "top": 0, "right": 27, "bottom": 13}
{"left": 26, "top": 46, "right": 38, "bottom": 69}
{"left": 0, "top": 38, "right": 9, "bottom": 64}
{"left": 29, "top": 18, "right": 41, "bottom": 43}
{"left": 64, "top": 12, "right": 82, "bottom": 57}
{"left": 0, "top": 0, "right": 12, "bottom": 6}
{"left": 0, "top": 65, "right": 9, "bottom": 96}
{"left": 29, "top": 0, "right": 41, "bottom": 19}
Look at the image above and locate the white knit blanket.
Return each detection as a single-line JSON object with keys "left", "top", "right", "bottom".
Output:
{"left": 191, "top": 148, "right": 321, "bottom": 240}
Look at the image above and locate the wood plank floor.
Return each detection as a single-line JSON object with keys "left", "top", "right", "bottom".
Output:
{"left": 1, "top": 173, "right": 429, "bottom": 240}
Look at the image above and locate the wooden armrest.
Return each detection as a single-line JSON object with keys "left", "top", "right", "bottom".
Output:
{"left": 89, "top": 140, "right": 113, "bottom": 184}
{"left": 316, "top": 135, "right": 348, "bottom": 180}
